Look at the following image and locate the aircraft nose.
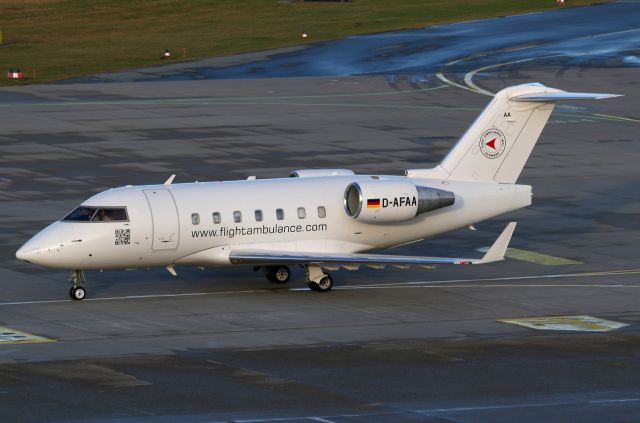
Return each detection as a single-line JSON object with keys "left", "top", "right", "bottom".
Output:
{"left": 15, "top": 222, "right": 89, "bottom": 269}
{"left": 15, "top": 222, "right": 68, "bottom": 267}
{"left": 16, "top": 239, "right": 40, "bottom": 263}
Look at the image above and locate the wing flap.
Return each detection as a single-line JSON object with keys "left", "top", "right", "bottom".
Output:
{"left": 229, "top": 222, "right": 516, "bottom": 268}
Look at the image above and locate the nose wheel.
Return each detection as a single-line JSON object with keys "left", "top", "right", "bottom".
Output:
{"left": 69, "top": 269, "right": 86, "bottom": 300}
{"left": 69, "top": 286, "right": 86, "bottom": 300}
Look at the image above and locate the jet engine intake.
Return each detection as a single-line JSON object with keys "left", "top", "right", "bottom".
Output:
{"left": 344, "top": 181, "right": 455, "bottom": 223}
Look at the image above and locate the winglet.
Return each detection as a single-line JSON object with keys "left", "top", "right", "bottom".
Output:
{"left": 164, "top": 174, "right": 176, "bottom": 185}
{"left": 476, "top": 222, "right": 517, "bottom": 264}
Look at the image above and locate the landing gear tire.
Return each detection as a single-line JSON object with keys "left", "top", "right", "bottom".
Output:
{"left": 69, "top": 269, "right": 86, "bottom": 301}
{"left": 308, "top": 274, "right": 333, "bottom": 292}
{"left": 69, "top": 286, "right": 86, "bottom": 301}
{"left": 264, "top": 265, "right": 291, "bottom": 284}
{"left": 304, "top": 264, "right": 333, "bottom": 293}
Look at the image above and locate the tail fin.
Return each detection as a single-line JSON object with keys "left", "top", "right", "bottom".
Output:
{"left": 410, "top": 83, "right": 620, "bottom": 183}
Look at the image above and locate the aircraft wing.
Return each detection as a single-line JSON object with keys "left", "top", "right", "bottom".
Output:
{"left": 229, "top": 222, "right": 516, "bottom": 269}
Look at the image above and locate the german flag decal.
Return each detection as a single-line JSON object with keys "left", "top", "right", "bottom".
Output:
{"left": 367, "top": 198, "right": 381, "bottom": 208}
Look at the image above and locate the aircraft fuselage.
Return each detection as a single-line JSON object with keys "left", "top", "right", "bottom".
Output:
{"left": 16, "top": 175, "right": 531, "bottom": 270}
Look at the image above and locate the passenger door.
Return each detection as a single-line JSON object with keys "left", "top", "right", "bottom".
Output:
{"left": 143, "top": 189, "right": 180, "bottom": 250}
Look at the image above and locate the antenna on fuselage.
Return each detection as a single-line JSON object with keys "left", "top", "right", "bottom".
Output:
{"left": 164, "top": 174, "right": 176, "bottom": 185}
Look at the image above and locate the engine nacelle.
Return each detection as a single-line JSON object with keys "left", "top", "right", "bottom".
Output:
{"left": 343, "top": 180, "right": 455, "bottom": 223}
{"left": 290, "top": 169, "right": 355, "bottom": 178}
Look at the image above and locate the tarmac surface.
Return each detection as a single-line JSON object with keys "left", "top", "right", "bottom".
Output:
{"left": 1, "top": 4, "right": 640, "bottom": 423}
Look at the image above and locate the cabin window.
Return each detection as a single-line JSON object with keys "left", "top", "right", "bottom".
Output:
{"left": 276, "top": 208, "right": 285, "bottom": 220}
{"left": 212, "top": 212, "right": 221, "bottom": 224}
{"left": 255, "top": 210, "right": 263, "bottom": 222}
{"left": 63, "top": 206, "right": 128, "bottom": 222}
{"left": 191, "top": 213, "right": 200, "bottom": 225}
{"left": 233, "top": 210, "right": 242, "bottom": 223}
{"left": 297, "top": 207, "right": 306, "bottom": 219}
{"left": 317, "top": 206, "right": 326, "bottom": 218}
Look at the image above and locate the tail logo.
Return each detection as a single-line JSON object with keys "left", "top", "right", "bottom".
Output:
{"left": 479, "top": 128, "right": 506, "bottom": 159}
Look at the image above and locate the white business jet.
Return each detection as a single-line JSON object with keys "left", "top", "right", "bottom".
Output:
{"left": 16, "top": 83, "right": 618, "bottom": 300}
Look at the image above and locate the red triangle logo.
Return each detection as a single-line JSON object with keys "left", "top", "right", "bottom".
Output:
{"left": 486, "top": 138, "right": 497, "bottom": 149}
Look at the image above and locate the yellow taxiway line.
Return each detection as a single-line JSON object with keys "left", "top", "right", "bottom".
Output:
{"left": 477, "top": 247, "right": 582, "bottom": 266}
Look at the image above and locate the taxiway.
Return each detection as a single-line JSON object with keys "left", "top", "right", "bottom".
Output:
{"left": 0, "top": 3, "right": 639, "bottom": 422}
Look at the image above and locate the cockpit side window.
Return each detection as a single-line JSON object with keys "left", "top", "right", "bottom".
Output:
{"left": 62, "top": 207, "right": 128, "bottom": 222}
{"left": 92, "top": 207, "right": 128, "bottom": 222}
{"left": 63, "top": 207, "right": 97, "bottom": 222}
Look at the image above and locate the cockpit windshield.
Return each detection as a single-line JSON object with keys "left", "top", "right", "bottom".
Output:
{"left": 63, "top": 207, "right": 97, "bottom": 222}
{"left": 63, "top": 207, "right": 128, "bottom": 222}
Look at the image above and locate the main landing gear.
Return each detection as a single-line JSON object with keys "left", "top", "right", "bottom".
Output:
{"left": 69, "top": 269, "right": 86, "bottom": 300}
{"left": 305, "top": 264, "right": 333, "bottom": 293}
{"left": 260, "top": 264, "right": 332, "bottom": 292}
{"left": 263, "top": 265, "right": 292, "bottom": 284}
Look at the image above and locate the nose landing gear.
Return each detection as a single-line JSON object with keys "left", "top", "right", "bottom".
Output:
{"left": 69, "top": 269, "right": 86, "bottom": 300}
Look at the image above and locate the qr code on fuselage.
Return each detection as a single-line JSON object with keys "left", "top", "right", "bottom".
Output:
{"left": 114, "top": 229, "right": 130, "bottom": 245}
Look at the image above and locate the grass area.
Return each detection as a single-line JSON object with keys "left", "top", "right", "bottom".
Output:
{"left": 0, "top": 0, "right": 600, "bottom": 85}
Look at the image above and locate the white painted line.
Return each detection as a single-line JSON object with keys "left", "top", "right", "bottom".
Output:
{"left": 463, "top": 70, "right": 495, "bottom": 96}
{"left": 419, "top": 397, "right": 640, "bottom": 413}
{"left": 84, "top": 289, "right": 269, "bottom": 301}
{"left": 0, "top": 299, "right": 71, "bottom": 306}
{"left": 326, "top": 268, "right": 640, "bottom": 291}
{"left": 420, "top": 402, "right": 558, "bottom": 412}
{"left": 463, "top": 56, "right": 559, "bottom": 96}
{"left": 233, "top": 418, "right": 339, "bottom": 423}
{"left": 187, "top": 101, "right": 480, "bottom": 112}
{"left": 460, "top": 43, "right": 640, "bottom": 121}
{"left": 510, "top": 11, "right": 547, "bottom": 18}
{"left": 590, "top": 398, "right": 640, "bottom": 404}
{"left": 209, "top": 396, "right": 640, "bottom": 422}
{"left": 0, "top": 289, "right": 270, "bottom": 307}
{"left": 436, "top": 72, "right": 480, "bottom": 94}
{"left": 2, "top": 269, "right": 638, "bottom": 306}
{"left": 571, "top": 27, "right": 640, "bottom": 41}
{"left": 332, "top": 284, "right": 639, "bottom": 291}
{"left": 0, "top": 85, "right": 449, "bottom": 109}
{"left": 591, "top": 113, "right": 640, "bottom": 124}
{"left": 226, "top": 413, "right": 394, "bottom": 423}
{"left": 418, "top": 399, "right": 587, "bottom": 413}
{"left": 440, "top": 17, "right": 493, "bottom": 27}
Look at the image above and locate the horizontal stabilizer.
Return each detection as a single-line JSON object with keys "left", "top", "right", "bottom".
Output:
{"left": 511, "top": 92, "right": 622, "bottom": 102}
{"left": 229, "top": 222, "right": 517, "bottom": 268}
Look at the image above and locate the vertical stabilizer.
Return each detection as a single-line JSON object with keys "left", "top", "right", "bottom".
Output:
{"left": 423, "top": 83, "right": 620, "bottom": 184}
